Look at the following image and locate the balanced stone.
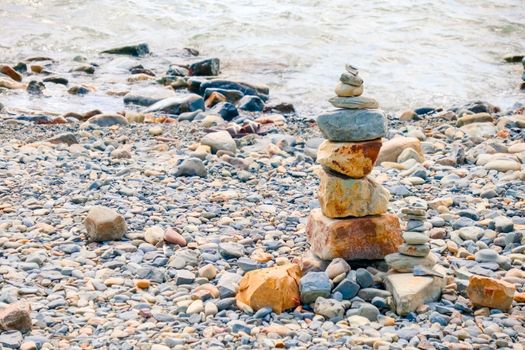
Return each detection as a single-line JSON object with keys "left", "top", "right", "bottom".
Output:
{"left": 328, "top": 96, "right": 379, "bottom": 109}
{"left": 306, "top": 209, "right": 402, "bottom": 260}
{"left": 317, "top": 109, "right": 386, "bottom": 142}
{"left": 385, "top": 252, "right": 437, "bottom": 272}
{"left": 317, "top": 139, "right": 382, "bottom": 178}
{"left": 340, "top": 72, "right": 363, "bottom": 87}
{"left": 335, "top": 82, "right": 363, "bottom": 97}
{"left": 402, "top": 232, "right": 429, "bottom": 245}
{"left": 398, "top": 243, "right": 430, "bottom": 257}
{"left": 317, "top": 168, "right": 389, "bottom": 218}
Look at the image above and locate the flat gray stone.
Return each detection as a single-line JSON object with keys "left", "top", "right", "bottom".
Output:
{"left": 144, "top": 94, "right": 204, "bottom": 115}
{"left": 316, "top": 109, "right": 386, "bottom": 142}
{"left": 328, "top": 96, "right": 379, "bottom": 109}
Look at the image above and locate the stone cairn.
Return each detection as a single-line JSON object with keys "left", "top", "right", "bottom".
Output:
{"left": 384, "top": 199, "right": 436, "bottom": 271}
{"left": 306, "top": 65, "right": 403, "bottom": 262}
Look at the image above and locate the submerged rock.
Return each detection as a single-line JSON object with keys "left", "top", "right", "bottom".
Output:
{"left": 101, "top": 43, "right": 150, "bottom": 57}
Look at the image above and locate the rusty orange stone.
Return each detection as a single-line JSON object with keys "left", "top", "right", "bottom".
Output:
{"left": 467, "top": 275, "right": 515, "bottom": 311}
{"left": 236, "top": 264, "right": 301, "bottom": 313}
{"left": 317, "top": 168, "right": 389, "bottom": 218}
{"left": 317, "top": 139, "right": 382, "bottom": 178}
{"left": 306, "top": 208, "right": 402, "bottom": 260}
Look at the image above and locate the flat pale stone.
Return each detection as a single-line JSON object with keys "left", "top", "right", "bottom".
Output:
{"left": 335, "top": 82, "right": 363, "bottom": 97}
{"left": 306, "top": 209, "right": 402, "bottom": 260}
{"left": 328, "top": 96, "right": 379, "bottom": 109}
{"left": 467, "top": 275, "right": 515, "bottom": 311}
{"left": 376, "top": 137, "right": 424, "bottom": 164}
{"left": 508, "top": 143, "right": 525, "bottom": 153}
{"left": 385, "top": 266, "right": 446, "bottom": 316}
{"left": 484, "top": 160, "right": 522, "bottom": 172}
{"left": 385, "top": 252, "right": 437, "bottom": 272}
{"left": 460, "top": 122, "right": 496, "bottom": 138}
{"left": 402, "top": 232, "right": 429, "bottom": 245}
{"left": 84, "top": 206, "right": 127, "bottom": 242}
{"left": 317, "top": 139, "right": 382, "bottom": 178}
{"left": 317, "top": 109, "right": 386, "bottom": 142}
{"left": 398, "top": 243, "right": 430, "bottom": 257}
{"left": 317, "top": 168, "right": 390, "bottom": 218}
{"left": 456, "top": 113, "right": 494, "bottom": 127}
{"left": 201, "top": 130, "right": 237, "bottom": 154}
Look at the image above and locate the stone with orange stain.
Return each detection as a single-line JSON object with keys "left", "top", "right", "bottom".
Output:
{"left": 317, "top": 168, "right": 389, "bottom": 218}
{"left": 205, "top": 91, "right": 227, "bottom": 109}
{"left": 306, "top": 208, "right": 402, "bottom": 260}
{"left": 236, "top": 264, "right": 301, "bottom": 314}
{"left": 317, "top": 139, "right": 382, "bottom": 178}
{"left": 514, "top": 292, "right": 525, "bottom": 303}
{"left": 467, "top": 275, "right": 515, "bottom": 311}
{"left": 0, "top": 65, "right": 22, "bottom": 82}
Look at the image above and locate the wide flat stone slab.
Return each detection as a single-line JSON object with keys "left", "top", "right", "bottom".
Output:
{"left": 385, "top": 266, "right": 446, "bottom": 316}
{"left": 328, "top": 96, "right": 379, "bottom": 109}
{"left": 317, "top": 168, "right": 390, "bottom": 218}
{"left": 317, "top": 109, "right": 386, "bottom": 142}
{"left": 317, "top": 139, "right": 382, "bottom": 178}
{"left": 306, "top": 209, "right": 402, "bottom": 260}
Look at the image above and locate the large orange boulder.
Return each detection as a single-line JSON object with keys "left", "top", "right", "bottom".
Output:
{"left": 317, "top": 139, "right": 382, "bottom": 178}
{"left": 317, "top": 168, "right": 389, "bottom": 218}
{"left": 376, "top": 136, "right": 423, "bottom": 164}
{"left": 306, "top": 209, "right": 402, "bottom": 260}
{"left": 236, "top": 264, "right": 301, "bottom": 314}
{"left": 467, "top": 275, "right": 515, "bottom": 311}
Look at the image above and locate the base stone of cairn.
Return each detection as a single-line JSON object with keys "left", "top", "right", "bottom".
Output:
{"left": 384, "top": 198, "right": 446, "bottom": 314}
{"left": 307, "top": 64, "right": 402, "bottom": 261}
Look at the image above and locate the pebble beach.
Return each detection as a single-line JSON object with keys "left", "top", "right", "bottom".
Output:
{"left": 0, "top": 39, "right": 525, "bottom": 350}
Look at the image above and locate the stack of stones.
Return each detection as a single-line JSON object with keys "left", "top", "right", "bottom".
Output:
{"left": 385, "top": 199, "right": 437, "bottom": 272}
{"left": 306, "top": 65, "right": 402, "bottom": 261}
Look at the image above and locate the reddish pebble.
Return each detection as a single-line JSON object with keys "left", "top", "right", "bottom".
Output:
{"left": 164, "top": 228, "right": 187, "bottom": 246}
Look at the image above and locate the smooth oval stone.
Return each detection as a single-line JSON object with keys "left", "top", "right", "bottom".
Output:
{"left": 317, "top": 109, "right": 386, "bottom": 142}
{"left": 328, "top": 96, "right": 379, "bottom": 109}
{"left": 385, "top": 252, "right": 437, "bottom": 272}
{"left": 402, "top": 232, "right": 429, "bottom": 245}
{"left": 398, "top": 243, "right": 430, "bottom": 257}
{"left": 335, "top": 82, "right": 363, "bottom": 97}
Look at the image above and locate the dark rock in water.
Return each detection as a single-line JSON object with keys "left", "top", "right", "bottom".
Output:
{"left": 316, "top": 109, "right": 386, "bottom": 141}
{"left": 414, "top": 107, "right": 436, "bottom": 115}
{"left": 184, "top": 47, "right": 199, "bottom": 56}
{"left": 101, "top": 43, "right": 150, "bottom": 57}
{"left": 166, "top": 65, "right": 189, "bottom": 77}
{"left": 16, "top": 115, "right": 54, "bottom": 124}
{"left": 238, "top": 95, "right": 264, "bottom": 112}
{"left": 87, "top": 113, "right": 128, "bottom": 127}
{"left": 130, "top": 65, "right": 155, "bottom": 76}
{"left": 71, "top": 65, "right": 95, "bottom": 74}
{"left": 189, "top": 58, "right": 220, "bottom": 76}
{"left": 210, "top": 102, "right": 238, "bottom": 121}
{"left": 68, "top": 86, "right": 90, "bottom": 95}
{"left": 123, "top": 87, "right": 175, "bottom": 107}
{"left": 264, "top": 101, "right": 295, "bottom": 114}
{"left": 43, "top": 76, "right": 68, "bottom": 85}
{"left": 200, "top": 80, "right": 269, "bottom": 101}
{"left": 13, "top": 62, "right": 27, "bottom": 73}
{"left": 46, "top": 133, "right": 78, "bottom": 145}
{"left": 204, "top": 88, "right": 244, "bottom": 103}
{"left": 144, "top": 94, "right": 204, "bottom": 115}
{"left": 187, "top": 77, "right": 206, "bottom": 94}
{"left": 27, "top": 80, "right": 45, "bottom": 95}
{"left": 464, "top": 101, "right": 499, "bottom": 114}
{"left": 503, "top": 54, "right": 524, "bottom": 63}
{"left": 175, "top": 158, "right": 207, "bottom": 178}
